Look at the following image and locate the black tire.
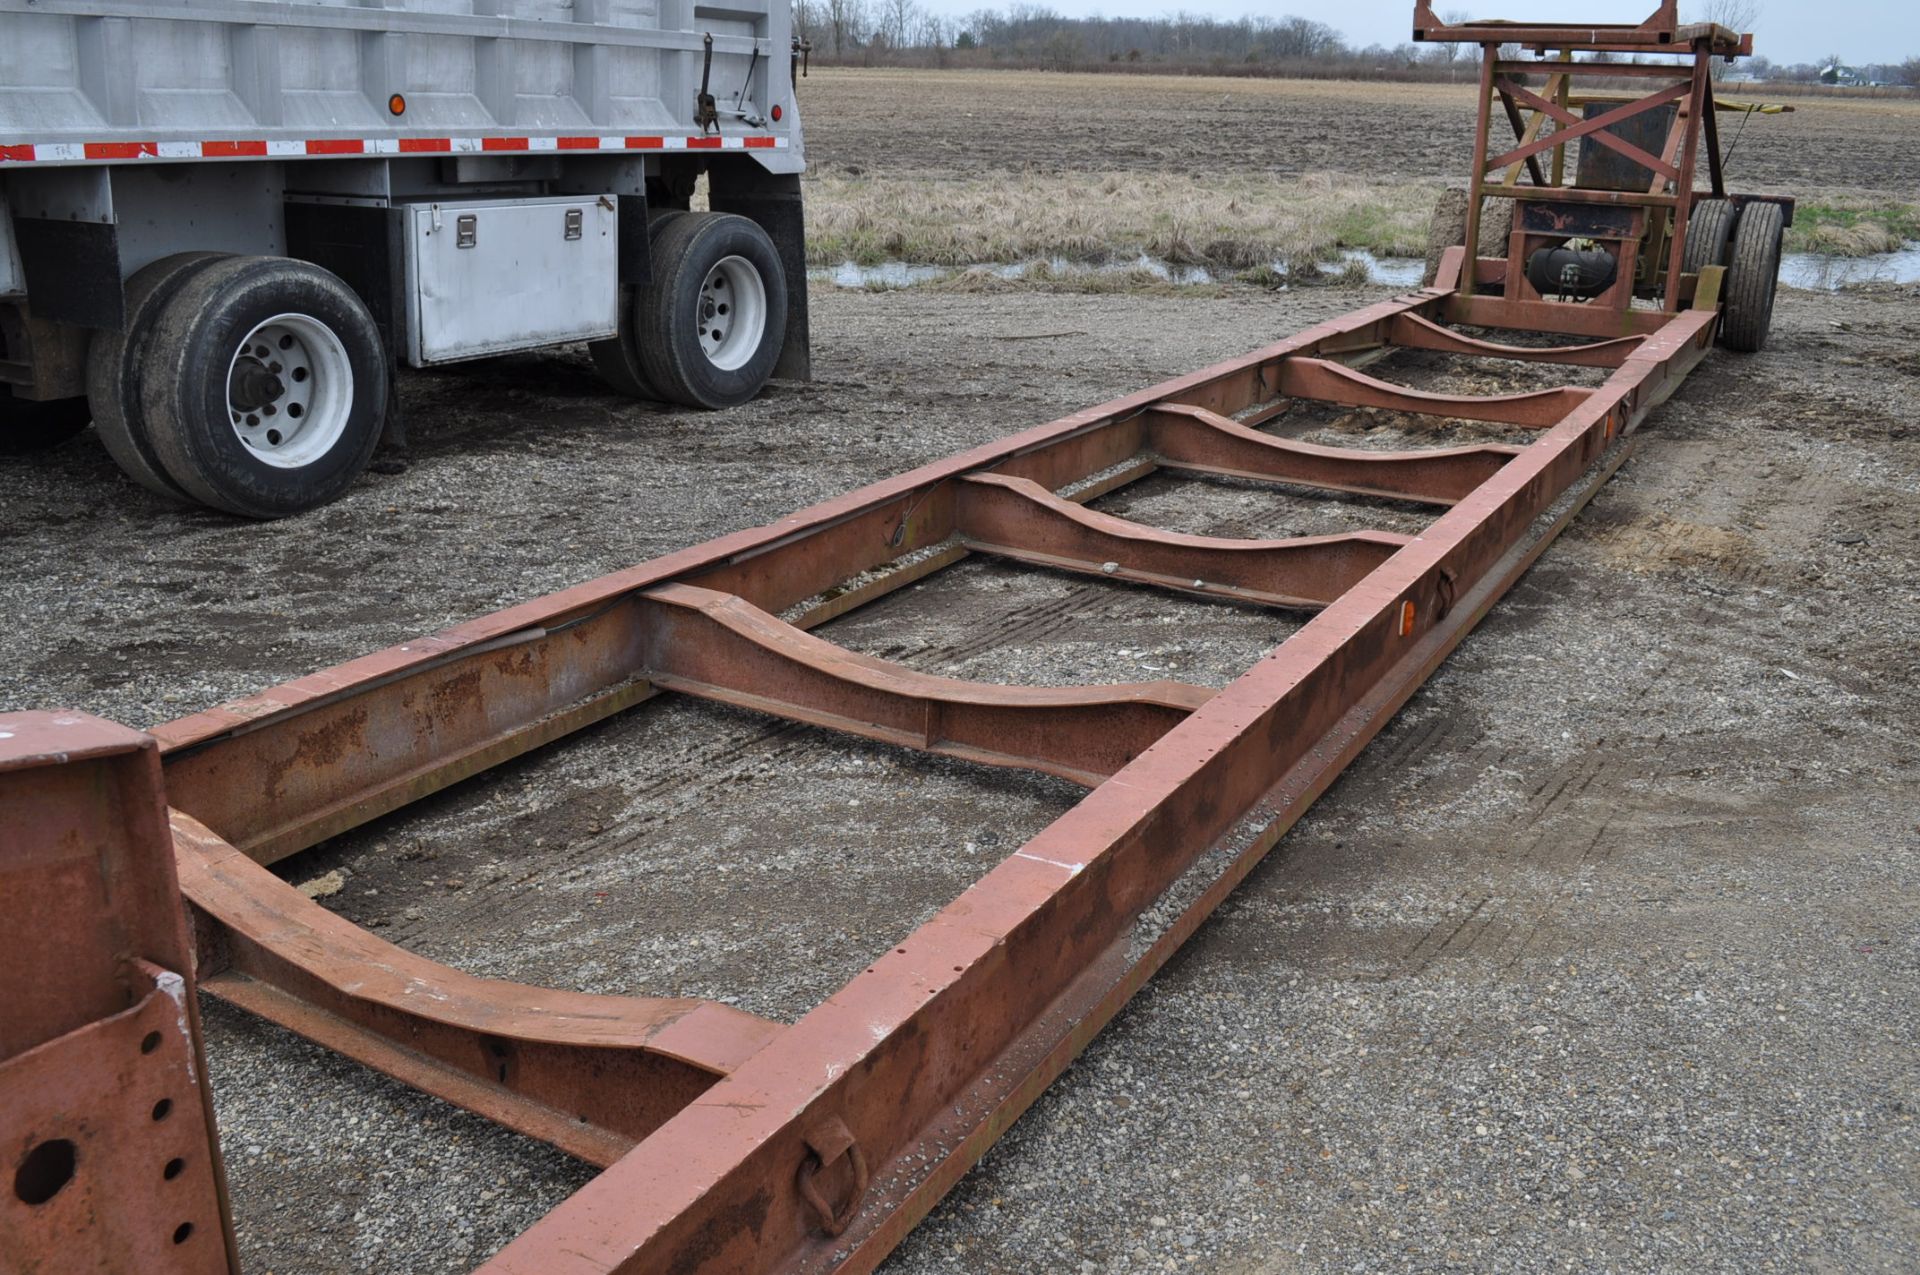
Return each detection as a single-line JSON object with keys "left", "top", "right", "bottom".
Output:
{"left": 142, "top": 256, "right": 388, "bottom": 518}
{"left": 1719, "top": 201, "right": 1785, "bottom": 354}
{"left": 635, "top": 212, "right": 788, "bottom": 409}
{"left": 0, "top": 386, "right": 91, "bottom": 456}
{"left": 1682, "top": 199, "right": 1736, "bottom": 275}
{"left": 587, "top": 210, "right": 691, "bottom": 400}
{"left": 1421, "top": 187, "right": 1514, "bottom": 289}
{"left": 87, "top": 251, "right": 230, "bottom": 498}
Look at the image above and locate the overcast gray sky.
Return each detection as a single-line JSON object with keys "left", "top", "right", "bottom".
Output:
{"left": 918, "top": 2, "right": 1913, "bottom": 66}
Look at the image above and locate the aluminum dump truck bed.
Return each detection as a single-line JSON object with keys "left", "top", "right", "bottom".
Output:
{"left": 0, "top": 0, "right": 799, "bottom": 172}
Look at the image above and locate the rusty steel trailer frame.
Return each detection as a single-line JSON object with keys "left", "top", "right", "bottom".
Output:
{"left": 4, "top": 9, "right": 1758, "bottom": 1274}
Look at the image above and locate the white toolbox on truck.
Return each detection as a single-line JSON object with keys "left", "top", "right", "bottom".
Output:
{"left": 402, "top": 195, "right": 619, "bottom": 366}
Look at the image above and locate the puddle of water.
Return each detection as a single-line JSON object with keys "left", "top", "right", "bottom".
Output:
{"left": 1779, "top": 244, "right": 1920, "bottom": 290}
{"left": 811, "top": 251, "right": 1426, "bottom": 291}
{"left": 814, "top": 246, "right": 1920, "bottom": 294}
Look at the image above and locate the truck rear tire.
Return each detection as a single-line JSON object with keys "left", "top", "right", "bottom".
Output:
{"left": 588, "top": 210, "right": 690, "bottom": 400}
{"left": 141, "top": 256, "right": 388, "bottom": 518}
{"left": 0, "top": 388, "right": 91, "bottom": 456}
{"left": 87, "top": 251, "right": 230, "bottom": 499}
{"left": 635, "top": 212, "right": 787, "bottom": 409}
{"left": 1719, "top": 201, "right": 1784, "bottom": 354}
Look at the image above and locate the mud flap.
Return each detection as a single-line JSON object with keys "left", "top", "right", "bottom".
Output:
{"left": 708, "top": 165, "right": 811, "bottom": 382}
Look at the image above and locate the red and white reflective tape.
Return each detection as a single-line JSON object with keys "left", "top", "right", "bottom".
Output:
{"left": 0, "top": 134, "right": 787, "bottom": 164}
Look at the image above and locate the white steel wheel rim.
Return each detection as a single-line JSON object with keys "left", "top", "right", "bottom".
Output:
{"left": 226, "top": 313, "right": 354, "bottom": 469}
{"left": 696, "top": 255, "right": 767, "bottom": 372}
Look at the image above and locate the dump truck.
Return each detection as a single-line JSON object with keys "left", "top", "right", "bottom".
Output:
{"left": 0, "top": 0, "right": 809, "bottom": 517}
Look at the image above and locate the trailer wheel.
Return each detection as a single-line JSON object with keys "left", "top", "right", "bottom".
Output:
{"left": 1718, "top": 201, "right": 1785, "bottom": 354}
{"left": 1682, "top": 199, "right": 1736, "bottom": 275}
{"left": 587, "top": 210, "right": 691, "bottom": 400}
{"left": 0, "top": 387, "right": 91, "bottom": 456}
{"left": 87, "top": 251, "right": 230, "bottom": 498}
{"left": 141, "top": 256, "right": 387, "bottom": 518}
{"left": 636, "top": 212, "right": 787, "bottom": 409}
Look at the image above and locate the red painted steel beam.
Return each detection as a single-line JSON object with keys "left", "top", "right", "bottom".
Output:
{"left": 953, "top": 471, "right": 1410, "bottom": 608}
{"left": 0, "top": 712, "right": 239, "bottom": 1273}
{"left": 476, "top": 307, "right": 1721, "bottom": 1275}
{"left": 1143, "top": 403, "right": 1521, "bottom": 506}
{"left": 638, "top": 583, "right": 1210, "bottom": 786}
{"left": 174, "top": 812, "right": 784, "bottom": 1168}
{"left": 1279, "top": 357, "right": 1593, "bottom": 428}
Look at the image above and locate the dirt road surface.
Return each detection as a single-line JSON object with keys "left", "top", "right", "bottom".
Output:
{"left": 4, "top": 277, "right": 1915, "bottom": 1273}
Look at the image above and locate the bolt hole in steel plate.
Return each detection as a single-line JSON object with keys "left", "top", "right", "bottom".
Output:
{"left": 226, "top": 314, "right": 353, "bottom": 468}
{"left": 0, "top": 965, "right": 227, "bottom": 1267}
{"left": 14, "top": 1138, "right": 76, "bottom": 1205}
{"left": 698, "top": 255, "right": 767, "bottom": 370}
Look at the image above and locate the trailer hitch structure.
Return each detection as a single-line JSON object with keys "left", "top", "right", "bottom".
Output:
{"left": 3, "top": 7, "right": 1767, "bottom": 1273}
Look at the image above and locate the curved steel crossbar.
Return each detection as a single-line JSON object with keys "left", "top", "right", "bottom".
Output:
{"left": 1279, "top": 356, "right": 1595, "bottom": 427}
{"left": 640, "top": 583, "right": 1211, "bottom": 786}
{"left": 1388, "top": 312, "right": 1645, "bottom": 369}
{"left": 1143, "top": 402, "right": 1522, "bottom": 505}
{"left": 954, "top": 471, "right": 1409, "bottom": 608}
{"left": 173, "top": 811, "right": 784, "bottom": 1168}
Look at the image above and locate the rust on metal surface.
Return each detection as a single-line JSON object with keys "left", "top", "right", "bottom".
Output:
{"left": 4, "top": 6, "right": 1767, "bottom": 1271}
{"left": 0, "top": 712, "right": 240, "bottom": 1273}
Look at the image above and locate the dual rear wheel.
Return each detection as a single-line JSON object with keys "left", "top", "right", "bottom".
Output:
{"left": 65, "top": 211, "right": 784, "bottom": 517}
{"left": 588, "top": 211, "right": 787, "bottom": 409}
{"left": 87, "top": 253, "right": 386, "bottom": 518}
{"left": 1685, "top": 198, "right": 1785, "bottom": 353}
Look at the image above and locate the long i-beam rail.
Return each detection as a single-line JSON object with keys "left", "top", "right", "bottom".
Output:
{"left": 2, "top": 279, "right": 1718, "bottom": 1272}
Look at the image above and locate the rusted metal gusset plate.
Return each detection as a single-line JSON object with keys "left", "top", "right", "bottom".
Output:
{"left": 638, "top": 583, "right": 1210, "bottom": 787}
{"left": 471, "top": 314, "right": 1718, "bottom": 1275}
{"left": 1279, "top": 357, "right": 1595, "bottom": 427}
{"left": 0, "top": 711, "right": 239, "bottom": 1273}
{"left": 1143, "top": 403, "right": 1521, "bottom": 505}
{"left": 148, "top": 293, "right": 1440, "bottom": 866}
{"left": 1387, "top": 313, "right": 1645, "bottom": 368}
{"left": 174, "top": 812, "right": 782, "bottom": 1167}
{"left": 1, "top": 961, "right": 231, "bottom": 1273}
{"left": 953, "top": 472, "right": 1409, "bottom": 608}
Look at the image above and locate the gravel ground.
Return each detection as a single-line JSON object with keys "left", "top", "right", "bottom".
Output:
{"left": 2, "top": 280, "right": 1916, "bottom": 1273}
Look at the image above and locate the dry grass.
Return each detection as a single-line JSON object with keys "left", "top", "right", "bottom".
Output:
{"left": 788, "top": 67, "right": 1920, "bottom": 289}
{"left": 1787, "top": 196, "right": 1920, "bottom": 256}
{"left": 803, "top": 168, "right": 1436, "bottom": 270}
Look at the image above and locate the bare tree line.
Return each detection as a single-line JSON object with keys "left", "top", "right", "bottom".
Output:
{"left": 791, "top": 1, "right": 1918, "bottom": 88}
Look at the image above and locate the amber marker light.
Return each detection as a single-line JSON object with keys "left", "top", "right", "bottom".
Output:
{"left": 388, "top": 94, "right": 407, "bottom": 116}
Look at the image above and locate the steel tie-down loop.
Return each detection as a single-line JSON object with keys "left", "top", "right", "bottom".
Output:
{"left": 1436, "top": 567, "right": 1459, "bottom": 620}
{"left": 796, "top": 1115, "right": 869, "bottom": 1237}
